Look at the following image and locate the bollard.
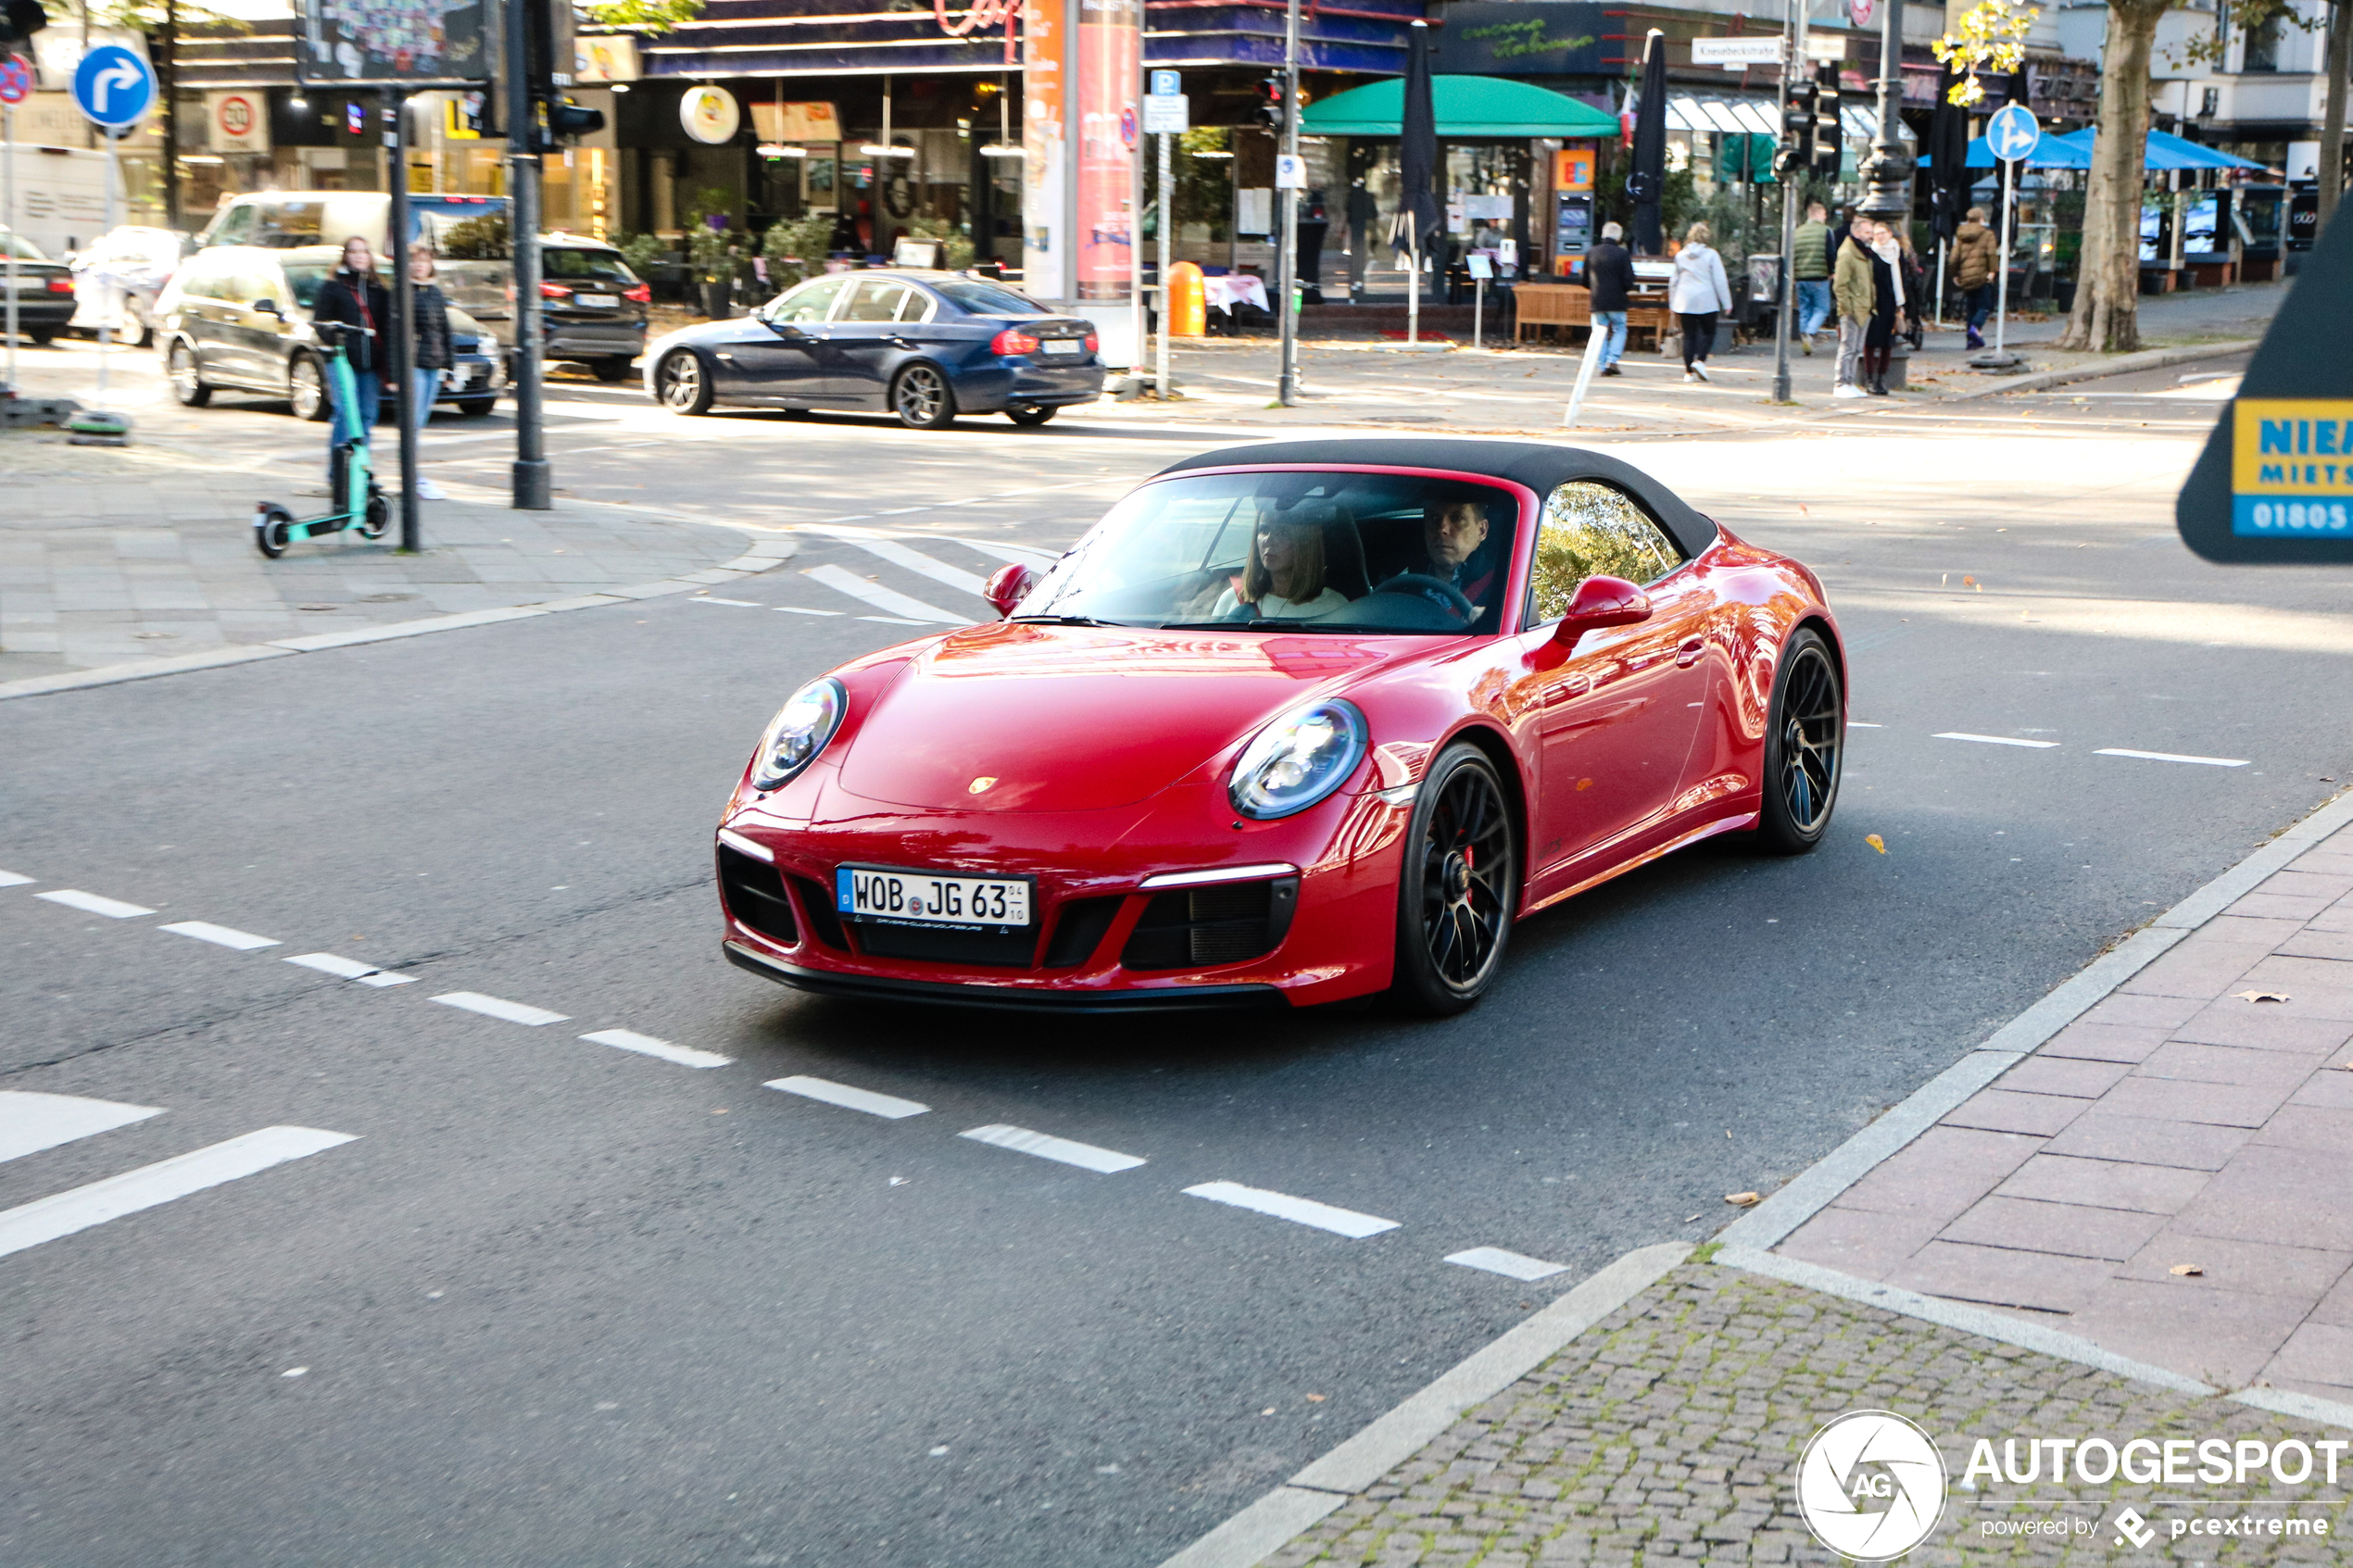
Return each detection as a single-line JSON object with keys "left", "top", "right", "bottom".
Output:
{"left": 1167, "top": 262, "right": 1207, "bottom": 338}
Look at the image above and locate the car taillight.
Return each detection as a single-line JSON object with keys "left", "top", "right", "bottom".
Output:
{"left": 540, "top": 282, "right": 573, "bottom": 300}
{"left": 623, "top": 283, "right": 651, "bottom": 304}
{"left": 47, "top": 276, "right": 73, "bottom": 293}
{"left": 989, "top": 328, "right": 1040, "bottom": 356}
{"left": 1084, "top": 332, "right": 1100, "bottom": 353}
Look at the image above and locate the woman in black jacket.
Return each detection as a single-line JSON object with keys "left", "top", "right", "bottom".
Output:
{"left": 1862, "top": 221, "right": 1903, "bottom": 396}
{"left": 406, "top": 242, "right": 453, "bottom": 499}
{"left": 308, "top": 235, "right": 392, "bottom": 448}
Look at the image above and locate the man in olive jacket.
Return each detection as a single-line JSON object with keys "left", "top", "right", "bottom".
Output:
{"left": 1831, "top": 213, "right": 1875, "bottom": 397}
{"left": 1951, "top": 207, "right": 2000, "bottom": 348}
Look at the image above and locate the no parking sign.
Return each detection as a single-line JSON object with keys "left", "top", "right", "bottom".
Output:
{"left": 0, "top": 54, "right": 31, "bottom": 107}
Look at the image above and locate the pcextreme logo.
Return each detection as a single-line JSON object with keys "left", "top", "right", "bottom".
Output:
{"left": 1794, "top": 1411, "right": 1948, "bottom": 1561}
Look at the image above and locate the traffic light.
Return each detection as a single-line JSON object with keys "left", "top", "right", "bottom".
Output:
{"left": 1776, "top": 80, "right": 1817, "bottom": 177}
{"left": 535, "top": 93, "right": 604, "bottom": 150}
{"left": 0, "top": 0, "right": 48, "bottom": 50}
{"left": 1812, "top": 62, "right": 1843, "bottom": 178}
{"left": 1258, "top": 77, "right": 1286, "bottom": 130}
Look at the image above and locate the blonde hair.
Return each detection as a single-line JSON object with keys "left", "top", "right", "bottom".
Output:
{"left": 1685, "top": 221, "right": 1712, "bottom": 245}
{"left": 1243, "top": 508, "right": 1332, "bottom": 606}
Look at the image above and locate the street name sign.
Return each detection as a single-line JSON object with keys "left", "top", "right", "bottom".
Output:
{"left": 1692, "top": 37, "right": 1782, "bottom": 66}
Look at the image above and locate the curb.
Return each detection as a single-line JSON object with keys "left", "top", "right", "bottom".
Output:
{"left": 0, "top": 535, "right": 798, "bottom": 704}
{"left": 1154, "top": 1243, "right": 1692, "bottom": 1568}
{"left": 1947, "top": 338, "right": 2257, "bottom": 400}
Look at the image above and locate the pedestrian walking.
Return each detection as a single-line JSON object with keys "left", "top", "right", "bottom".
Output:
{"left": 1791, "top": 201, "right": 1832, "bottom": 354}
{"left": 1952, "top": 206, "right": 2000, "bottom": 349}
{"left": 406, "top": 242, "right": 451, "bottom": 501}
{"left": 309, "top": 235, "right": 391, "bottom": 452}
{"left": 1667, "top": 221, "right": 1731, "bottom": 383}
{"left": 1863, "top": 220, "right": 1905, "bottom": 396}
{"left": 1831, "top": 213, "right": 1874, "bottom": 399}
{"left": 1583, "top": 220, "right": 1637, "bottom": 377}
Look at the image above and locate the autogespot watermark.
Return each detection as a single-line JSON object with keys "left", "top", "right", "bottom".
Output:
{"left": 1794, "top": 1412, "right": 2346, "bottom": 1559}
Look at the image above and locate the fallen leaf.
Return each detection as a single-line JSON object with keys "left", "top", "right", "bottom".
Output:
{"left": 1798, "top": 503, "right": 1810, "bottom": 515}
{"left": 1684, "top": 1213, "right": 1701, "bottom": 1223}
{"left": 1962, "top": 575, "right": 1976, "bottom": 588}
{"left": 2232, "top": 990, "right": 2291, "bottom": 1004}
{"left": 1260, "top": 1407, "right": 1276, "bottom": 1416}
{"left": 1865, "top": 834, "right": 1887, "bottom": 854}
{"left": 1724, "top": 1191, "right": 1761, "bottom": 1207}
{"left": 2169, "top": 1263, "right": 2204, "bottom": 1277}
{"left": 1305, "top": 1393, "right": 1327, "bottom": 1402}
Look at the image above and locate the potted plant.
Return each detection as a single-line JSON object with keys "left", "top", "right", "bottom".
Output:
{"left": 688, "top": 215, "right": 734, "bottom": 319}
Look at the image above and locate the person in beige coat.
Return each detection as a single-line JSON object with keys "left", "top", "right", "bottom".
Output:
{"left": 1952, "top": 207, "right": 2001, "bottom": 349}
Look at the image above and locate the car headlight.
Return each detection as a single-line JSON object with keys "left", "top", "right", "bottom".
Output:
{"left": 1229, "top": 699, "right": 1368, "bottom": 821}
{"left": 749, "top": 677, "right": 846, "bottom": 792}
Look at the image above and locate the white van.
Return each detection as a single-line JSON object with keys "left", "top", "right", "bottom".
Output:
{"left": 196, "top": 191, "right": 513, "bottom": 328}
{"left": 0, "top": 144, "right": 115, "bottom": 261}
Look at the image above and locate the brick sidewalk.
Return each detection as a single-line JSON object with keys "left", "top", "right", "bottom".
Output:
{"left": 1265, "top": 1264, "right": 2346, "bottom": 1567}
{"left": 1772, "top": 822, "right": 2353, "bottom": 1403}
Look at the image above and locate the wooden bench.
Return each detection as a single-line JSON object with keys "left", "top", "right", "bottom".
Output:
{"left": 1515, "top": 283, "right": 1670, "bottom": 349}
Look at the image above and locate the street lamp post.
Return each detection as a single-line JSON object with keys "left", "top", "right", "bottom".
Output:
{"left": 1857, "top": 0, "right": 1912, "bottom": 221}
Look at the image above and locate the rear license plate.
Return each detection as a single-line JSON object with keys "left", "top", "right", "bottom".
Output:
{"left": 573, "top": 293, "right": 617, "bottom": 308}
{"left": 1038, "top": 339, "right": 1081, "bottom": 358}
{"left": 837, "top": 866, "right": 1032, "bottom": 929}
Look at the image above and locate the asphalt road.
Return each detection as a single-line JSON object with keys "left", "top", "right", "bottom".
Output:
{"left": 4, "top": 348, "right": 2348, "bottom": 1566}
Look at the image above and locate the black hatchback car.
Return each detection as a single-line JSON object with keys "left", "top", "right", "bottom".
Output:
{"left": 1, "top": 228, "right": 78, "bottom": 345}
{"left": 643, "top": 270, "right": 1104, "bottom": 429}
{"left": 536, "top": 234, "right": 649, "bottom": 382}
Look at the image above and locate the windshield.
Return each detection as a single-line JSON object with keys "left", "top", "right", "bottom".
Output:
{"left": 1016, "top": 471, "right": 1521, "bottom": 635}
{"left": 933, "top": 277, "right": 1046, "bottom": 316}
{"left": 419, "top": 201, "right": 510, "bottom": 259}
{"left": 0, "top": 230, "right": 51, "bottom": 262}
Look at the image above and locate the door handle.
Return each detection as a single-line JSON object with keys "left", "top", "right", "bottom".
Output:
{"left": 1676, "top": 637, "right": 1705, "bottom": 668}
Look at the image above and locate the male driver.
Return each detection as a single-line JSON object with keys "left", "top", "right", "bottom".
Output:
{"left": 1390, "top": 497, "right": 1500, "bottom": 626}
{"left": 1583, "top": 220, "right": 1637, "bottom": 376}
{"left": 1791, "top": 201, "right": 1832, "bottom": 353}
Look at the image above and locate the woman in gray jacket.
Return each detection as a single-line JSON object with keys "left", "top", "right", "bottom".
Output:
{"left": 1667, "top": 221, "right": 1733, "bottom": 383}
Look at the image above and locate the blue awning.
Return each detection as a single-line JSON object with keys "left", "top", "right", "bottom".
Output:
{"left": 2053, "top": 128, "right": 2268, "bottom": 170}
{"left": 1919, "top": 133, "right": 2092, "bottom": 170}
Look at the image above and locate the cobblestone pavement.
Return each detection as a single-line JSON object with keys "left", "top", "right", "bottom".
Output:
{"left": 0, "top": 429, "right": 767, "bottom": 684}
{"left": 1266, "top": 1263, "right": 2347, "bottom": 1567}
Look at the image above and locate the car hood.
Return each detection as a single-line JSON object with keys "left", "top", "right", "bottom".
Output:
{"left": 834, "top": 621, "right": 1410, "bottom": 812}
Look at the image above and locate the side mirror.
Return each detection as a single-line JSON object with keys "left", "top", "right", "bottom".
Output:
{"left": 252, "top": 298, "right": 281, "bottom": 317}
{"left": 983, "top": 562, "right": 1038, "bottom": 620}
{"left": 1548, "top": 574, "right": 1651, "bottom": 650}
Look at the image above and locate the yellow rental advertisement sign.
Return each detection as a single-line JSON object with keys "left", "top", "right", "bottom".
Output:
{"left": 2231, "top": 399, "right": 2353, "bottom": 537}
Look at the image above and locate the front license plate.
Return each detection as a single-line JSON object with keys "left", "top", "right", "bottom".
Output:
{"left": 837, "top": 866, "right": 1032, "bottom": 929}
{"left": 573, "top": 293, "right": 617, "bottom": 308}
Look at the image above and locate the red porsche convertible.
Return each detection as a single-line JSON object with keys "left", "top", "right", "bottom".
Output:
{"left": 717, "top": 439, "right": 1843, "bottom": 1014}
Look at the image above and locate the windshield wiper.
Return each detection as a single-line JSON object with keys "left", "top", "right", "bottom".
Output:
{"left": 1010, "top": 613, "right": 1116, "bottom": 627}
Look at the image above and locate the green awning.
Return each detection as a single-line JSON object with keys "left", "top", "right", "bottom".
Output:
{"left": 1300, "top": 74, "right": 1620, "bottom": 139}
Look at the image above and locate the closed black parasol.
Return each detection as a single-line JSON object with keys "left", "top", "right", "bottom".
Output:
{"left": 1390, "top": 19, "right": 1443, "bottom": 274}
{"left": 1624, "top": 30, "right": 1668, "bottom": 255}
{"left": 1927, "top": 66, "right": 1970, "bottom": 241}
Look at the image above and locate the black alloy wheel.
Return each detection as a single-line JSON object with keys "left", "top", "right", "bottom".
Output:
{"left": 1754, "top": 627, "right": 1843, "bottom": 853}
{"left": 890, "top": 363, "right": 955, "bottom": 430}
{"left": 1391, "top": 743, "right": 1517, "bottom": 1015}
{"left": 168, "top": 340, "right": 211, "bottom": 406}
{"left": 1006, "top": 402, "right": 1057, "bottom": 427}
{"left": 657, "top": 349, "right": 713, "bottom": 415}
{"left": 288, "top": 353, "right": 331, "bottom": 421}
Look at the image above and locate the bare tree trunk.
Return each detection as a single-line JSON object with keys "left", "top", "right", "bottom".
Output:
{"left": 2323, "top": 0, "right": 2349, "bottom": 228}
{"left": 2059, "top": 0, "right": 2168, "bottom": 352}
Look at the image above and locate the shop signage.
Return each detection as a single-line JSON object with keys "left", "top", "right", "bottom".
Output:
{"left": 680, "top": 84, "right": 741, "bottom": 144}
{"left": 1433, "top": 3, "right": 1602, "bottom": 76}
{"left": 751, "top": 101, "right": 840, "bottom": 142}
{"left": 209, "top": 89, "right": 271, "bottom": 154}
{"left": 573, "top": 35, "right": 640, "bottom": 83}
{"left": 935, "top": 0, "right": 1024, "bottom": 38}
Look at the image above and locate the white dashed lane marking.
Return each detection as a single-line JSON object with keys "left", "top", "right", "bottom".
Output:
{"left": 1182, "top": 1181, "right": 1401, "bottom": 1238}
{"left": 2095, "top": 748, "right": 2252, "bottom": 768}
{"left": 285, "top": 952, "right": 417, "bottom": 986}
{"left": 0, "top": 870, "right": 33, "bottom": 887}
{"left": 959, "top": 1123, "right": 1146, "bottom": 1174}
{"left": 580, "top": 1029, "right": 731, "bottom": 1070}
{"left": 801, "top": 563, "right": 975, "bottom": 625}
{"left": 34, "top": 889, "right": 155, "bottom": 919}
{"left": 0, "top": 1091, "right": 162, "bottom": 1165}
{"left": 431, "top": 992, "right": 570, "bottom": 1026}
{"left": 775, "top": 606, "right": 846, "bottom": 617}
{"left": 765, "top": 1074, "right": 931, "bottom": 1120}
{"left": 1932, "top": 733, "right": 2062, "bottom": 749}
{"left": 0, "top": 1126, "right": 358, "bottom": 1262}
{"left": 1446, "top": 1246, "right": 1570, "bottom": 1282}
{"left": 688, "top": 597, "right": 764, "bottom": 608}
{"left": 159, "top": 921, "right": 280, "bottom": 951}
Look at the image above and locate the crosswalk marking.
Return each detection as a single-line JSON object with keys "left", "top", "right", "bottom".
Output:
{"left": 0, "top": 1126, "right": 358, "bottom": 1262}
{"left": 432, "top": 992, "right": 568, "bottom": 1026}
{"left": 1182, "top": 1181, "right": 1400, "bottom": 1238}
{"left": 959, "top": 1123, "right": 1146, "bottom": 1173}
{"left": 35, "top": 889, "right": 155, "bottom": 919}
{"left": 801, "top": 564, "right": 975, "bottom": 625}
{"left": 765, "top": 1074, "right": 930, "bottom": 1120}
{"left": 1446, "top": 1246, "right": 1570, "bottom": 1282}
{"left": 841, "top": 536, "right": 992, "bottom": 598}
{"left": 580, "top": 1029, "right": 732, "bottom": 1069}
{"left": 1932, "top": 733, "right": 2060, "bottom": 749}
{"left": 285, "top": 952, "right": 417, "bottom": 986}
{"left": 2095, "top": 747, "right": 2251, "bottom": 768}
{"left": 160, "top": 921, "right": 280, "bottom": 951}
{"left": 0, "top": 1091, "right": 162, "bottom": 1165}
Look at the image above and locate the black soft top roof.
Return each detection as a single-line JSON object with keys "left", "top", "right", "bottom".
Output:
{"left": 1154, "top": 438, "right": 1719, "bottom": 559}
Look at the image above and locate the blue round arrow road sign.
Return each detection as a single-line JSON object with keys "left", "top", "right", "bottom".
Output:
{"left": 1987, "top": 102, "right": 2040, "bottom": 163}
{"left": 73, "top": 44, "right": 156, "bottom": 130}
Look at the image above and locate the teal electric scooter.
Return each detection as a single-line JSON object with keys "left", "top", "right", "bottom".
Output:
{"left": 255, "top": 323, "right": 390, "bottom": 558}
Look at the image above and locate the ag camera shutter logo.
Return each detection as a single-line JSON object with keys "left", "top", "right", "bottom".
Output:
{"left": 1794, "top": 1411, "right": 1948, "bottom": 1561}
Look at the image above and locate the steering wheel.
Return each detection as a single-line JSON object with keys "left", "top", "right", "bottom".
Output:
{"left": 1367, "top": 572, "right": 1476, "bottom": 627}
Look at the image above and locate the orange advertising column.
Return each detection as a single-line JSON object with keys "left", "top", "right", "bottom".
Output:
{"left": 1167, "top": 261, "right": 1206, "bottom": 337}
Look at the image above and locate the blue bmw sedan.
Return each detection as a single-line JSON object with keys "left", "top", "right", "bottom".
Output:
{"left": 644, "top": 270, "right": 1105, "bottom": 430}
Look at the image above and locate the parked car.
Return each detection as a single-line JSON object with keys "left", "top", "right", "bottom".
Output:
{"left": 534, "top": 232, "right": 649, "bottom": 382}
{"left": 645, "top": 270, "right": 1105, "bottom": 429}
{"left": 715, "top": 438, "right": 1845, "bottom": 1014}
{"left": 156, "top": 245, "right": 503, "bottom": 419}
{"left": 195, "top": 192, "right": 511, "bottom": 327}
{"left": 69, "top": 224, "right": 185, "bottom": 346}
{"left": 0, "top": 228, "right": 79, "bottom": 346}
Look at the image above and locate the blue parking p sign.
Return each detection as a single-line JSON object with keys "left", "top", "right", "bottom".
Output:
{"left": 73, "top": 44, "right": 155, "bottom": 130}
{"left": 1151, "top": 69, "right": 1181, "bottom": 96}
